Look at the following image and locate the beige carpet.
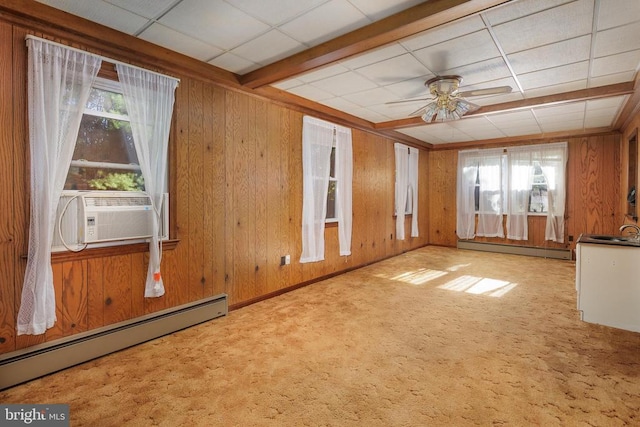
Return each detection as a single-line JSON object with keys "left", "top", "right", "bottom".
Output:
{"left": 2, "top": 246, "right": 639, "bottom": 426}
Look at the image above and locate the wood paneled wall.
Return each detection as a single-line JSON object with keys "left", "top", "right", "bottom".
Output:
{"left": 427, "top": 135, "right": 623, "bottom": 253}
{"left": 0, "top": 17, "right": 430, "bottom": 355}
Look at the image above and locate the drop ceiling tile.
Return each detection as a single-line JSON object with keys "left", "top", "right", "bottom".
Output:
{"left": 450, "top": 116, "right": 501, "bottom": 131}
{"left": 272, "top": 78, "right": 305, "bottom": 90}
{"left": 320, "top": 97, "right": 363, "bottom": 112}
{"left": 594, "top": 21, "right": 640, "bottom": 58}
{"left": 540, "top": 119, "right": 584, "bottom": 132}
{"left": 518, "top": 62, "right": 589, "bottom": 91}
{"left": 442, "top": 57, "right": 511, "bottom": 87}
{"left": 208, "top": 52, "right": 258, "bottom": 74}
{"left": 412, "top": 30, "right": 501, "bottom": 73}
{"left": 450, "top": 118, "right": 507, "bottom": 140}
{"left": 311, "top": 72, "right": 378, "bottom": 96}
{"left": 296, "top": 64, "right": 351, "bottom": 83}
{"left": 286, "top": 84, "right": 335, "bottom": 101}
{"left": 343, "top": 87, "right": 397, "bottom": 107}
{"left": 347, "top": 0, "right": 424, "bottom": 21}
{"left": 105, "top": 0, "right": 176, "bottom": 19}
{"left": 534, "top": 102, "right": 585, "bottom": 119}
{"left": 383, "top": 76, "right": 435, "bottom": 100}
{"left": 139, "top": 23, "right": 223, "bottom": 61}
{"left": 508, "top": 35, "right": 591, "bottom": 75}
{"left": 368, "top": 104, "right": 416, "bottom": 120}
{"left": 591, "top": 50, "right": 640, "bottom": 77}
{"left": 341, "top": 44, "right": 409, "bottom": 70}
{"left": 501, "top": 125, "right": 545, "bottom": 137}
{"left": 160, "top": 0, "right": 270, "bottom": 50}
{"left": 348, "top": 107, "right": 390, "bottom": 122}
{"left": 399, "top": 127, "right": 446, "bottom": 145}
{"left": 536, "top": 110, "right": 585, "bottom": 125}
{"left": 400, "top": 15, "right": 486, "bottom": 51}
{"left": 355, "top": 54, "right": 430, "bottom": 85}
{"left": 584, "top": 115, "right": 616, "bottom": 128}
{"left": 37, "top": 0, "right": 149, "bottom": 34}
{"left": 231, "top": 30, "right": 305, "bottom": 65}
{"left": 589, "top": 71, "right": 636, "bottom": 87}
{"left": 597, "top": 0, "right": 640, "bottom": 30}
{"left": 492, "top": 0, "right": 593, "bottom": 54}
{"left": 483, "top": 0, "right": 574, "bottom": 26}
{"left": 224, "top": 0, "right": 328, "bottom": 26}
{"left": 524, "top": 81, "right": 587, "bottom": 98}
{"left": 486, "top": 110, "right": 538, "bottom": 128}
{"left": 586, "top": 95, "right": 627, "bottom": 111}
{"left": 279, "top": 0, "right": 369, "bottom": 45}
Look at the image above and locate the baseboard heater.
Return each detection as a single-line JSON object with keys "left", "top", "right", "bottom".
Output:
{"left": 0, "top": 294, "right": 227, "bottom": 391}
{"left": 457, "top": 240, "right": 572, "bottom": 260}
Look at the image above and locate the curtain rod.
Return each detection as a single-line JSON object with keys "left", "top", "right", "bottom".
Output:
{"left": 25, "top": 35, "right": 180, "bottom": 85}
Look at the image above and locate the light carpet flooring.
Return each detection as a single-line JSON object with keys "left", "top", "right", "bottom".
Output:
{"left": 1, "top": 246, "right": 639, "bottom": 426}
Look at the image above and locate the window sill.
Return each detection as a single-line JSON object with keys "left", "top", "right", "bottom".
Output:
{"left": 20, "top": 239, "right": 180, "bottom": 263}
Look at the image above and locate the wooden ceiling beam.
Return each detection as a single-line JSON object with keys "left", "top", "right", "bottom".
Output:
{"left": 240, "top": 0, "right": 512, "bottom": 89}
{"left": 374, "top": 82, "right": 636, "bottom": 130}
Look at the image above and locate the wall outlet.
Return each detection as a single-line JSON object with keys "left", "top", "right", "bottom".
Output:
{"left": 280, "top": 255, "right": 291, "bottom": 266}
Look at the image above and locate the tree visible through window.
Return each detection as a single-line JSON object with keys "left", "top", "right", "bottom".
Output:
{"left": 326, "top": 145, "right": 337, "bottom": 221}
{"left": 64, "top": 77, "right": 144, "bottom": 191}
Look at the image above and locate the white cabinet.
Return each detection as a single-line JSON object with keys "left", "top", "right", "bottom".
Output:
{"left": 576, "top": 242, "right": 640, "bottom": 332}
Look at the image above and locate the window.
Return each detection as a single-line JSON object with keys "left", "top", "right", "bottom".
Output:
{"left": 300, "top": 116, "right": 353, "bottom": 263}
{"left": 457, "top": 142, "right": 568, "bottom": 242}
{"left": 65, "top": 77, "right": 145, "bottom": 192}
{"left": 326, "top": 144, "right": 337, "bottom": 222}
{"left": 529, "top": 162, "right": 548, "bottom": 213}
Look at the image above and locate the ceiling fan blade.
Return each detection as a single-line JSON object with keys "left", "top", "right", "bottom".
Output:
{"left": 409, "top": 104, "right": 430, "bottom": 117}
{"left": 457, "top": 86, "right": 512, "bottom": 98}
{"left": 385, "top": 97, "right": 432, "bottom": 105}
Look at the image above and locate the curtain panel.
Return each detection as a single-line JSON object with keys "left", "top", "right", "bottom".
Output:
{"left": 18, "top": 38, "right": 102, "bottom": 335}
{"left": 394, "top": 143, "right": 420, "bottom": 240}
{"left": 476, "top": 149, "right": 504, "bottom": 238}
{"left": 116, "top": 64, "right": 179, "bottom": 297}
{"left": 394, "top": 143, "right": 409, "bottom": 240}
{"left": 456, "top": 150, "right": 479, "bottom": 240}
{"left": 300, "top": 116, "right": 352, "bottom": 263}
{"left": 456, "top": 142, "right": 568, "bottom": 243}
{"left": 409, "top": 147, "right": 420, "bottom": 237}
{"left": 335, "top": 126, "right": 353, "bottom": 256}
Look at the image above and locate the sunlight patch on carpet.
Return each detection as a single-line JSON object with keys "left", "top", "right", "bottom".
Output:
{"left": 438, "top": 275, "right": 518, "bottom": 297}
{"left": 378, "top": 268, "right": 448, "bottom": 285}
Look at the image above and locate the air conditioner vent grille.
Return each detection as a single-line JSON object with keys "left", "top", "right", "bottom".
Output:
{"left": 84, "top": 196, "right": 152, "bottom": 207}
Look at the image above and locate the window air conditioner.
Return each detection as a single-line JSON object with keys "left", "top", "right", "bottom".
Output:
{"left": 53, "top": 191, "right": 169, "bottom": 251}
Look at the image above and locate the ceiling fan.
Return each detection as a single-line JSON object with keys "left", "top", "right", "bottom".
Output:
{"left": 388, "top": 75, "right": 512, "bottom": 123}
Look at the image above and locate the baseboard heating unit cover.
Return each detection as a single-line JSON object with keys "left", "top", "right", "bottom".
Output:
{"left": 0, "top": 294, "right": 227, "bottom": 390}
{"left": 457, "top": 240, "right": 572, "bottom": 260}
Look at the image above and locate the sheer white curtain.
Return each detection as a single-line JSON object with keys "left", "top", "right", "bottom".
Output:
{"left": 116, "top": 64, "right": 179, "bottom": 297}
{"left": 394, "top": 143, "right": 409, "bottom": 240}
{"left": 408, "top": 147, "right": 419, "bottom": 237}
{"left": 456, "top": 150, "right": 479, "bottom": 239}
{"left": 300, "top": 116, "right": 334, "bottom": 263}
{"left": 335, "top": 125, "right": 353, "bottom": 256}
{"left": 477, "top": 149, "right": 504, "bottom": 237}
{"left": 18, "top": 37, "right": 101, "bottom": 335}
{"left": 539, "top": 142, "right": 568, "bottom": 242}
{"left": 506, "top": 147, "right": 533, "bottom": 240}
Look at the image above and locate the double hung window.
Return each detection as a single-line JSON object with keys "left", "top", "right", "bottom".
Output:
{"left": 457, "top": 142, "right": 567, "bottom": 242}
{"left": 65, "top": 77, "right": 145, "bottom": 192}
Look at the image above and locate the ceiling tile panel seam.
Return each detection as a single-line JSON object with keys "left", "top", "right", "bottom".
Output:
{"left": 129, "top": 0, "right": 184, "bottom": 37}
{"left": 586, "top": 0, "right": 601, "bottom": 88}
{"left": 480, "top": 12, "right": 524, "bottom": 95}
